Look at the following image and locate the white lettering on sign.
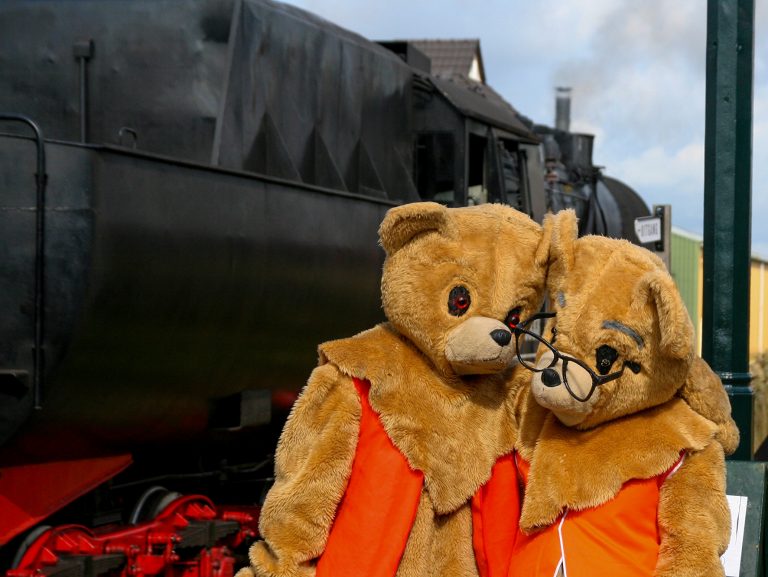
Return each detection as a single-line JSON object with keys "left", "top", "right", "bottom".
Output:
{"left": 634, "top": 216, "right": 662, "bottom": 243}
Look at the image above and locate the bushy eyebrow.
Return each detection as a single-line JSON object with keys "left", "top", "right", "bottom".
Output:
{"left": 602, "top": 320, "right": 644, "bottom": 349}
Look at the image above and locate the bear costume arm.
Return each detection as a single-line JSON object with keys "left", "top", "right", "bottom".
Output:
{"left": 677, "top": 356, "right": 740, "bottom": 456}
{"left": 655, "top": 441, "right": 730, "bottom": 577}
{"left": 241, "top": 363, "right": 361, "bottom": 577}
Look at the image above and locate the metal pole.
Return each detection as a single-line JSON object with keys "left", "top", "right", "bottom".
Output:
{"left": 0, "top": 115, "right": 47, "bottom": 409}
{"left": 73, "top": 39, "right": 94, "bottom": 143}
{"left": 653, "top": 205, "right": 672, "bottom": 271}
{"left": 702, "top": 0, "right": 755, "bottom": 460}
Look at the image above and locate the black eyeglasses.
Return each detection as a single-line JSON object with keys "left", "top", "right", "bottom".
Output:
{"left": 512, "top": 312, "right": 626, "bottom": 402}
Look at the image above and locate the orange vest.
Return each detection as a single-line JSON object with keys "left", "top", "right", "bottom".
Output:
{"left": 509, "top": 454, "right": 683, "bottom": 577}
{"left": 317, "top": 378, "right": 518, "bottom": 577}
{"left": 472, "top": 454, "right": 520, "bottom": 577}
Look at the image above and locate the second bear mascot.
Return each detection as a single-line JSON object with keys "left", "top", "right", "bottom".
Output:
{"left": 511, "top": 210, "right": 731, "bottom": 577}
{"left": 238, "top": 202, "right": 551, "bottom": 577}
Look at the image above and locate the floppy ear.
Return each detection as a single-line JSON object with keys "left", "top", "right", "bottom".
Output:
{"left": 378, "top": 201, "right": 450, "bottom": 256}
{"left": 634, "top": 270, "right": 694, "bottom": 359}
{"left": 678, "top": 356, "right": 740, "bottom": 455}
{"left": 544, "top": 209, "right": 579, "bottom": 295}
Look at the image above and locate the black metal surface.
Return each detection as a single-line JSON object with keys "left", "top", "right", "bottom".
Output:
{"left": 0, "top": 0, "right": 429, "bottom": 203}
{"left": 0, "top": 0, "right": 420, "bottom": 456}
{"left": 0, "top": 0, "right": 650, "bottom": 467}
{"left": 214, "top": 0, "right": 423, "bottom": 201}
{"left": 176, "top": 524, "right": 211, "bottom": 550}
{"left": 85, "top": 554, "right": 126, "bottom": 577}
{"left": 703, "top": 0, "right": 755, "bottom": 460}
{"left": 600, "top": 176, "right": 654, "bottom": 244}
{"left": 72, "top": 39, "right": 94, "bottom": 144}
{"left": 430, "top": 76, "right": 539, "bottom": 143}
{"left": 36, "top": 555, "right": 125, "bottom": 577}
{"left": 0, "top": 137, "right": 391, "bottom": 456}
{"left": 41, "top": 559, "right": 85, "bottom": 577}
{"left": 0, "top": 1, "right": 231, "bottom": 163}
{"left": 533, "top": 123, "right": 650, "bottom": 241}
{"left": 0, "top": 116, "right": 47, "bottom": 419}
{"left": 176, "top": 520, "right": 239, "bottom": 550}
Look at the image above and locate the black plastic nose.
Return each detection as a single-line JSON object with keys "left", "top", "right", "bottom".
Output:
{"left": 490, "top": 329, "right": 512, "bottom": 346}
{"left": 541, "top": 368, "right": 562, "bottom": 387}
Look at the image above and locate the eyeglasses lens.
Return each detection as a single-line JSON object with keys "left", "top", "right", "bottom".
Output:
{"left": 561, "top": 359, "right": 598, "bottom": 402}
{"left": 515, "top": 330, "right": 542, "bottom": 369}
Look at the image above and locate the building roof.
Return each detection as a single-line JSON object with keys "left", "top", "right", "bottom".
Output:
{"left": 409, "top": 39, "right": 485, "bottom": 83}
{"left": 672, "top": 226, "right": 768, "bottom": 263}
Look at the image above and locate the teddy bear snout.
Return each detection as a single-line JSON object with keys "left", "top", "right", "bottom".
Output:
{"left": 444, "top": 316, "right": 518, "bottom": 375}
{"left": 490, "top": 329, "right": 512, "bottom": 346}
{"left": 541, "top": 368, "right": 561, "bottom": 387}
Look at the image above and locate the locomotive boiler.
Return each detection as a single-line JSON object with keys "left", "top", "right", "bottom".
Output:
{"left": 0, "top": 0, "right": 651, "bottom": 574}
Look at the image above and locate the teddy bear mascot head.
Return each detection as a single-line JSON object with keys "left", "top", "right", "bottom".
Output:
{"left": 237, "top": 201, "right": 551, "bottom": 577}
{"left": 509, "top": 209, "right": 732, "bottom": 577}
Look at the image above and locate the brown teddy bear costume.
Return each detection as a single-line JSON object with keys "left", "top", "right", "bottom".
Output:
{"left": 510, "top": 210, "right": 732, "bottom": 577}
{"left": 237, "top": 202, "right": 551, "bottom": 577}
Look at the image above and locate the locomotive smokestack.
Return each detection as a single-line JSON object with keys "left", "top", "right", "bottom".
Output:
{"left": 555, "top": 87, "right": 571, "bottom": 132}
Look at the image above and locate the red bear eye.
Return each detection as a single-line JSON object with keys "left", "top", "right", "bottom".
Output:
{"left": 504, "top": 308, "right": 521, "bottom": 328}
{"left": 448, "top": 286, "right": 471, "bottom": 316}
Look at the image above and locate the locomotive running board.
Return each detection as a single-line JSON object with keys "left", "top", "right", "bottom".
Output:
{"left": 0, "top": 454, "right": 132, "bottom": 545}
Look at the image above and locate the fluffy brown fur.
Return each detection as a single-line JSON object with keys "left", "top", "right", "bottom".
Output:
{"left": 239, "top": 202, "right": 551, "bottom": 577}
{"left": 514, "top": 209, "right": 731, "bottom": 576}
{"left": 515, "top": 393, "right": 718, "bottom": 531}
{"left": 678, "top": 356, "right": 740, "bottom": 455}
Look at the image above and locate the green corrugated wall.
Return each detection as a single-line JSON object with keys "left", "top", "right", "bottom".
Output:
{"left": 670, "top": 231, "right": 701, "bottom": 343}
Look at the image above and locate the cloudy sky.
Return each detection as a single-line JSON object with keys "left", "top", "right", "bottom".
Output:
{"left": 283, "top": 0, "right": 767, "bottom": 256}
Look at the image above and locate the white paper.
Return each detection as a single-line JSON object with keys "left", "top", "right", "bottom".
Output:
{"left": 721, "top": 494, "right": 748, "bottom": 577}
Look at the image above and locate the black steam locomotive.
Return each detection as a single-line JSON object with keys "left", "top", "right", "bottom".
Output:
{"left": 0, "top": 1, "right": 650, "bottom": 574}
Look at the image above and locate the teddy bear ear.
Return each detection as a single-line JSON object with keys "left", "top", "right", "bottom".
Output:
{"left": 634, "top": 270, "right": 694, "bottom": 360}
{"left": 543, "top": 209, "right": 579, "bottom": 289}
{"left": 378, "top": 201, "right": 450, "bottom": 256}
